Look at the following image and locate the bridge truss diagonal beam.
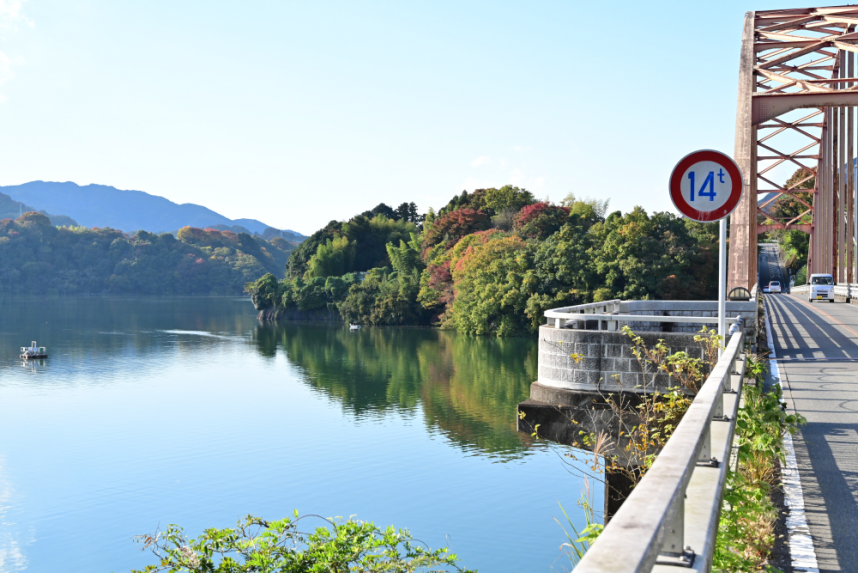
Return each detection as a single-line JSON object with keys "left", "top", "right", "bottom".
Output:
{"left": 730, "top": 5, "right": 858, "bottom": 291}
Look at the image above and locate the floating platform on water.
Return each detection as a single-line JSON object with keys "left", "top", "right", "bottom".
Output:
{"left": 20, "top": 341, "right": 48, "bottom": 360}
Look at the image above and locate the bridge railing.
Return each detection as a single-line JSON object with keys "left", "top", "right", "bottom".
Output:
{"left": 544, "top": 301, "right": 742, "bottom": 332}
{"left": 788, "top": 284, "right": 856, "bottom": 297}
{"left": 573, "top": 328, "right": 746, "bottom": 573}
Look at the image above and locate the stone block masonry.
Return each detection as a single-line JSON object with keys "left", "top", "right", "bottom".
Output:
{"left": 538, "top": 326, "right": 708, "bottom": 395}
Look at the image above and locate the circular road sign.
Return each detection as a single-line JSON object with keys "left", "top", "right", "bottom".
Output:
{"left": 669, "top": 149, "right": 743, "bottom": 222}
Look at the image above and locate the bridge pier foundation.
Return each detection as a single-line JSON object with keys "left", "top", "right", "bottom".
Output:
{"left": 516, "top": 384, "right": 644, "bottom": 521}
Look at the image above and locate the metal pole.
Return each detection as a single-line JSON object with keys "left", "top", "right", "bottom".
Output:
{"left": 846, "top": 52, "right": 858, "bottom": 284}
{"left": 719, "top": 218, "right": 727, "bottom": 357}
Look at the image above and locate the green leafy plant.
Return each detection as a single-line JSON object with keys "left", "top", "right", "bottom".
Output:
{"left": 556, "top": 479, "right": 604, "bottom": 567}
{"left": 578, "top": 327, "right": 721, "bottom": 487}
{"left": 129, "top": 512, "right": 475, "bottom": 573}
{"left": 713, "top": 359, "right": 806, "bottom": 572}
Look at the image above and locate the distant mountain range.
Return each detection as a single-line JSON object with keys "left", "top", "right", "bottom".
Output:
{"left": 0, "top": 181, "right": 305, "bottom": 242}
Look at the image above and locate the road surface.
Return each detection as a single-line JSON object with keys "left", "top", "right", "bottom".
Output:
{"left": 767, "top": 292, "right": 858, "bottom": 572}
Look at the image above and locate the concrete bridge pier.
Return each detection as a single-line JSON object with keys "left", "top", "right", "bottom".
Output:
{"left": 518, "top": 298, "right": 757, "bottom": 519}
{"left": 517, "top": 383, "right": 647, "bottom": 520}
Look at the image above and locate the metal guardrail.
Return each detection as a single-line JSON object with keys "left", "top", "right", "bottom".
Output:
{"left": 544, "top": 303, "right": 740, "bottom": 331}
{"left": 547, "top": 300, "right": 623, "bottom": 315}
{"left": 574, "top": 329, "right": 746, "bottom": 573}
{"left": 786, "top": 283, "right": 857, "bottom": 297}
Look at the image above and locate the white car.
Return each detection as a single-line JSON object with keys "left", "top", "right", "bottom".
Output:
{"left": 808, "top": 273, "right": 835, "bottom": 303}
{"left": 768, "top": 281, "right": 782, "bottom": 294}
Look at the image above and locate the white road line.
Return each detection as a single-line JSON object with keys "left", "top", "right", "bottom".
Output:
{"left": 766, "top": 298, "right": 820, "bottom": 573}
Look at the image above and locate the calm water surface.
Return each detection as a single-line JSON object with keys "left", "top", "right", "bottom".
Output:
{"left": 0, "top": 297, "right": 596, "bottom": 572}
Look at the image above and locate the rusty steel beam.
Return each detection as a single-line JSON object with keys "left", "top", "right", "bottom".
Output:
{"left": 729, "top": 11, "right": 757, "bottom": 292}
{"left": 846, "top": 53, "right": 858, "bottom": 284}
{"left": 758, "top": 224, "right": 813, "bottom": 233}
{"left": 753, "top": 92, "right": 858, "bottom": 124}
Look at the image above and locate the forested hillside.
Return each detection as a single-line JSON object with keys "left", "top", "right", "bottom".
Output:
{"left": 0, "top": 191, "right": 78, "bottom": 227}
{"left": 0, "top": 212, "right": 296, "bottom": 295}
{"left": 1, "top": 181, "right": 305, "bottom": 240}
{"left": 249, "top": 187, "right": 718, "bottom": 336}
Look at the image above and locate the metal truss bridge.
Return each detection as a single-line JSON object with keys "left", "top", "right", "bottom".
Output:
{"left": 730, "top": 5, "right": 858, "bottom": 290}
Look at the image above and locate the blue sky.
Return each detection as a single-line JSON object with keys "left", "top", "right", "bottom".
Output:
{"left": 0, "top": 1, "right": 819, "bottom": 234}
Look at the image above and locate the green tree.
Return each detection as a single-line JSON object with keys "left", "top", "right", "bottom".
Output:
{"left": 338, "top": 267, "right": 426, "bottom": 326}
{"left": 450, "top": 236, "right": 536, "bottom": 336}
{"left": 386, "top": 234, "right": 423, "bottom": 276}
{"left": 437, "top": 186, "right": 535, "bottom": 217}
{"left": 285, "top": 220, "right": 344, "bottom": 280}
{"left": 249, "top": 273, "right": 283, "bottom": 309}
{"left": 306, "top": 236, "right": 356, "bottom": 279}
{"left": 342, "top": 214, "right": 417, "bottom": 271}
{"left": 589, "top": 208, "right": 715, "bottom": 301}
{"left": 521, "top": 216, "right": 596, "bottom": 328}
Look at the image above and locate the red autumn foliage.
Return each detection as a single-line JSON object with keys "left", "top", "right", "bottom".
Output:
{"left": 514, "top": 202, "right": 569, "bottom": 226}
{"left": 422, "top": 208, "right": 491, "bottom": 256}
{"left": 424, "top": 259, "right": 455, "bottom": 311}
{"left": 513, "top": 202, "right": 570, "bottom": 239}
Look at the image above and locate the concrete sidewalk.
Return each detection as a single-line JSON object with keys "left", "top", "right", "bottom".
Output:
{"left": 767, "top": 293, "right": 858, "bottom": 572}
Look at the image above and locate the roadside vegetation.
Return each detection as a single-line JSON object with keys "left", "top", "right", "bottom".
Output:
{"left": 0, "top": 212, "right": 296, "bottom": 295}
{"left": 713, "top": 356, "right": 804, "bottom": 572}
{"left": 249, "top": 186, "right": 720, "bottom": 336}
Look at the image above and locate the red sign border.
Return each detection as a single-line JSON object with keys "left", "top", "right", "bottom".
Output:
{"left": 669, "top": 150, "right": 743, "bottom": 223}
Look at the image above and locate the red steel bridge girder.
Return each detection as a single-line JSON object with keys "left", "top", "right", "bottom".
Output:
{"left": 730, "top": 6, "right": 858, "bottom": 291}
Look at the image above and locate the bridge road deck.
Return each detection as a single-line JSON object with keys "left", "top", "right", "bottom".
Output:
{"left": 767, "top": 293, "right": 858, "bottom": 572}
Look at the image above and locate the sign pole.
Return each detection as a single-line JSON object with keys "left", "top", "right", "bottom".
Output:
{"left": 718, "top": 218, "right": 727, "bottom": 358}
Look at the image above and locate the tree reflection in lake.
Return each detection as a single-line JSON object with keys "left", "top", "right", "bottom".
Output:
{"left": 252, "top": 324, "right": 539, "bottom": 458}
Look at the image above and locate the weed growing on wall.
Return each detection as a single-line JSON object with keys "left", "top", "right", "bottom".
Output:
{"left": 573, "top": 327, "right": 722, "bottom": 488}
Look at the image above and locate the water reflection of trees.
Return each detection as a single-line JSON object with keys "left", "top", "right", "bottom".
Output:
{"left": 252, "top": 324, "right": 539, "bottom": 457}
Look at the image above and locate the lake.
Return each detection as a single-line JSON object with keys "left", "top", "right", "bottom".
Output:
{"left": 0, "top": 297, "right": 596, "bottom": 572}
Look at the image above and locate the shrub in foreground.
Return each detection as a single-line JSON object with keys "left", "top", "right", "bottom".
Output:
{"left": 131, "top": 513, "right": 475, "bottom": 573}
